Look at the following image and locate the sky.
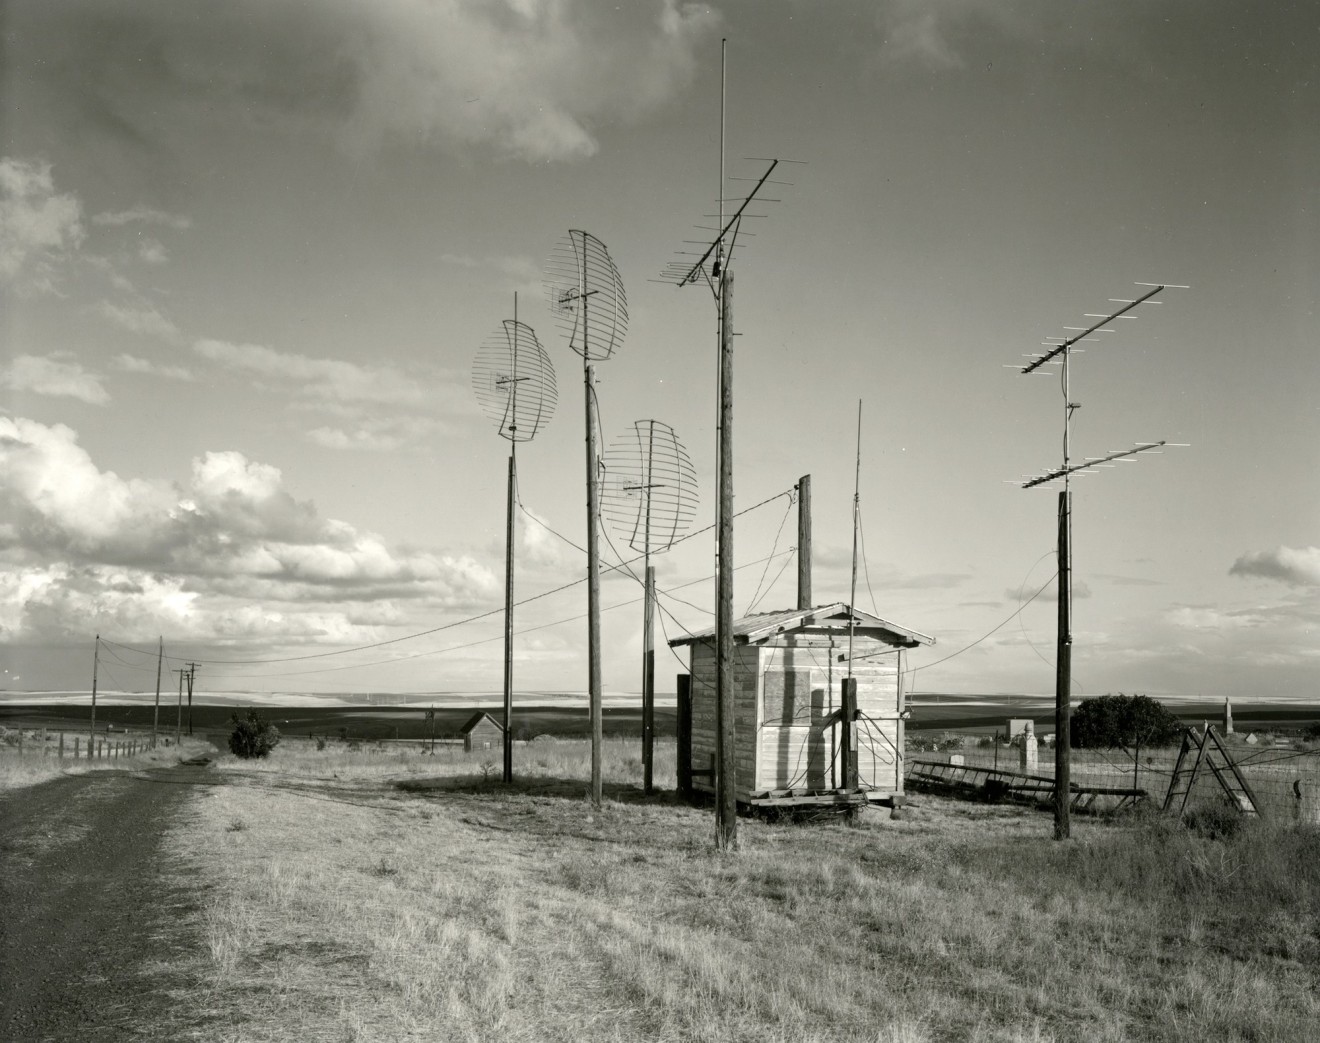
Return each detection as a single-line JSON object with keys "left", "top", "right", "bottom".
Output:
{"left": 1, "top": 0, "right": 1317, "bottom": 703}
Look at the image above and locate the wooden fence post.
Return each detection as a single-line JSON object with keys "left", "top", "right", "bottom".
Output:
{"left": 42, "top": 727, "right": 48, "bottom": 758}
{"left": 59, "top": 732, "right": 65, "bottom": 759}
{"left": 74, "top": 736, "right": 80, "bottom": 759}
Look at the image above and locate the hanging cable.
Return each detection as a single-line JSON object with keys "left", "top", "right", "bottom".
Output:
{"left": 744, "top": 493, "right": 794, "bottom": 614}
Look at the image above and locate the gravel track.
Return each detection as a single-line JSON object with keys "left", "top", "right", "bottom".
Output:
{"left": 1, "top": 762, "right": 216, "bottom": 1042}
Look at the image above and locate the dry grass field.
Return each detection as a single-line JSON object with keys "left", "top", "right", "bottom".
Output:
{"left": 148, "top": 736, "right": 1320, "bottom": 1043}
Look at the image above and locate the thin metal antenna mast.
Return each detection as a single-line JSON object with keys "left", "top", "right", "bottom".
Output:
{"left": 545, "top": 230, "right": 628, "bottom": 809}
{"left": 1014, "top": 281, "right": 1187, "bottom": 841}
{"left": 602, "top": 420, "right": 698, "bottom": 794}
{"left": 472, "top": 294, "right": 558, "bottom": 783}
{"left": 660, "top": 39, "right": 797, "bottom": 850}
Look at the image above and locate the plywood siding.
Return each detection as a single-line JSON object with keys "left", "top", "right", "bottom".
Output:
{"left": 688, "top": 642, "right": 760, "bottom": 800}
{"left": 851, "top": 652, "right": 902, "bottom": 794}
{"left": 687, "top": 629, "right": 907, "bottom": 800}
{"left": 758, "top": 635, "right": 839, "bottom": 791}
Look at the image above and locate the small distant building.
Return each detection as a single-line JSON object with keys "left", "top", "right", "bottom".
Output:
{"left": 460, "top": 712, "right": 503, "bottom": 753}
{"left": 669, "top": 603, "right": 934, "bottom": 809}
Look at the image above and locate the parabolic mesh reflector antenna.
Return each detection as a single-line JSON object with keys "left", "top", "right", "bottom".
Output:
{"left": 544, "top": 229, "right": 628, "bottom": 361}
{"left": 601, "top": 420, "right": 699, "bottom": 554}
{"left": 471, "top": 319, "right": 557, "bottom": 443}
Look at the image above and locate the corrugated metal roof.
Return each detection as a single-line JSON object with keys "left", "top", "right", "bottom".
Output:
{"left": 668, "top": 602, "right": 934, "bottom": 648}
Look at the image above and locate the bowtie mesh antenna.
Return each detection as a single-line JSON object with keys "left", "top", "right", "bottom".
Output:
{"left": 471, "top": 297, "right": 557, "bottom": 784}
{"left": 472, "top": 314, "right": 557, "bottom": 443}
{"left": 601, "top": 420, "right": 699, "bottom": 795}
{"left": 544, "top": 229, "right": 628, "bottom": 808}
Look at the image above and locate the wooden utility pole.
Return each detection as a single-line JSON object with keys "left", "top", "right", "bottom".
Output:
{"left": 585, "top": 361, "right": 603, "bottom": 808}
{"left": 503, "top": 450, "right": 516, "bottom": 784}
{"left": 1016, "top": 282, "right": 1183, "bottom": 841}
{"left": 714, "top": 266, "right": 737, "bottom": 849}
{"left": 796, "top": 474, "right": 811, "bottom": 610}
{"left": 1055, "top": 490, "right": 1072, "bottom": 839}
{"left": 89, "top": 634, "right": 99, "bottom": 759}
{"left": 152, "top": 636, "right": 163, "bottom": 747}
{"left": 643, "top": 564, "right": 656, "bottom": 795}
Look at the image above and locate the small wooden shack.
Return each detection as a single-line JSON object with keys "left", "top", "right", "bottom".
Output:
{"left": 460, "top": 711, "right": 504, "bottom": 753}
{"left": 670, "top": 603, "right": 933, "bottom": 809}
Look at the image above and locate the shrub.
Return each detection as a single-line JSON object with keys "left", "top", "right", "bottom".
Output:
{"left": 228, "top": 709, "right": 281, "bottom": 759}
{"left": 1304, "top": 721, "right": 1320, "bottom": 742}
{"left": 1072, "top": 693, "right": 1182, "bottom": 749}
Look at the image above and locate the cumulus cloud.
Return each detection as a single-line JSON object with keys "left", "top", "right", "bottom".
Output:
{"left": 98, "top": 300, "right": 181, "bottom": 341}
{"left": 0, "top": 157, "right": 85, "bottom": 293}
{"left": 114, "top": 354, "right": 194, "bottom": 381}
{"left": 1, "top": 355, "right": 109, "bottom": 405}
{"left": 92, "top": 206, "right": 193, "bottom": 230}
{"left": 1004, "top": 579, "right": 1090, "bottom": 602}
{"left": 875, "top": 0, "right": 1056, "bottom": 72}
{"left": 16, "top": 1, "right": 717, "bottom": 164}
{"left": 1229, "top": 546, "right": 1320, "bottom": 588}
{"left": 194, "top": 339, "right": 426, "bottom": 406}
{"left": 136, "top": 238, "right": 169, "bottom": 265}
{"left": 306, "top": 416, "right": 439, "bottom": 452}
{"left": 0, "top": 418, "right": 500, "bottom": 630}
{"left": 1165, "top": 605, "right": 1267, "bottom": 631}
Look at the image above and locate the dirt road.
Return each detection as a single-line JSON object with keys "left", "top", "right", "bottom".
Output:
{"left": 0, "top": 762, "right": 214, "bottom": 1042}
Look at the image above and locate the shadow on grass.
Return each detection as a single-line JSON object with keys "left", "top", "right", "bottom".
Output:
{"left": 395, "top": 772, "right": 686, "bottom": 807}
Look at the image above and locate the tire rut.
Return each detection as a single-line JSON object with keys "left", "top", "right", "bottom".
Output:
{"left": 0, "top": 764, "right": 217, "bottom": 1042}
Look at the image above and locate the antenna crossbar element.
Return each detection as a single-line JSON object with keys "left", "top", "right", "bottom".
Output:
{"left": 1022, "top": 442, "right": 1169, "bottom": 489}
{"left": 1022, "top": 285, "right": 1163, "bottom": 374}
{"left": 668, "top": 159, "right": 779, "bottom": 287}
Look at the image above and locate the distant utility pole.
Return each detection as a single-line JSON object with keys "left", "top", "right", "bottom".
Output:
{"left": 152, "top": 636, "right": 163, "bottom": 747}
{"left": 185, "top": 663, "right": 198, "bottom": 736}
{"left": 174, "top": 667, "right": 185, "bottom": 744}
{"left": 1016, "top": 282, "right": 1186, "bottom": 840}
{"left": 89, "top": 634, "right": 100, "bottom": 759}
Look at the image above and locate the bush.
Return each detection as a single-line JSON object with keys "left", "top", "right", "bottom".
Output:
{"left": 1072, "top": 693, "right": 1181, "bottom": 749}
{"left": 228, "top": 709, "right": 281, "bottom": 759}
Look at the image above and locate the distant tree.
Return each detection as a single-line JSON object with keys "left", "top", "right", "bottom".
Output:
{"left": 1071, "top": 693, "right": 1182, "bottom": 749}
{"left": 228, "top": 709, "right": 281, "bottom": 759}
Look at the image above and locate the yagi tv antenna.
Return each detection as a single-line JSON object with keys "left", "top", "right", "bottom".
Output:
{"left": 659, "top": 37, "right": 797, "bottom": 850}
{"left": 544, "top": 229, "right": 628, "bottom": 809}
{"left": 471, "top": 295, "right": 557, "bottom": 783}
{"left": 1012, "top": 280, "right": 1187, "bottom": 842}
{"left": 601, "top": 419, "right": 699, "bottom": 794}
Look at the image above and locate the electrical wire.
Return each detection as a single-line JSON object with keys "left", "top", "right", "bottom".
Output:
{"left": 907, "top": 569, "right": 1059, "bottom": 689}
{"left": 856, "top": 502, "right": 880, "bottom": 618}
{"left": 744, "top": 493, "right": 794, "bottom": 614}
